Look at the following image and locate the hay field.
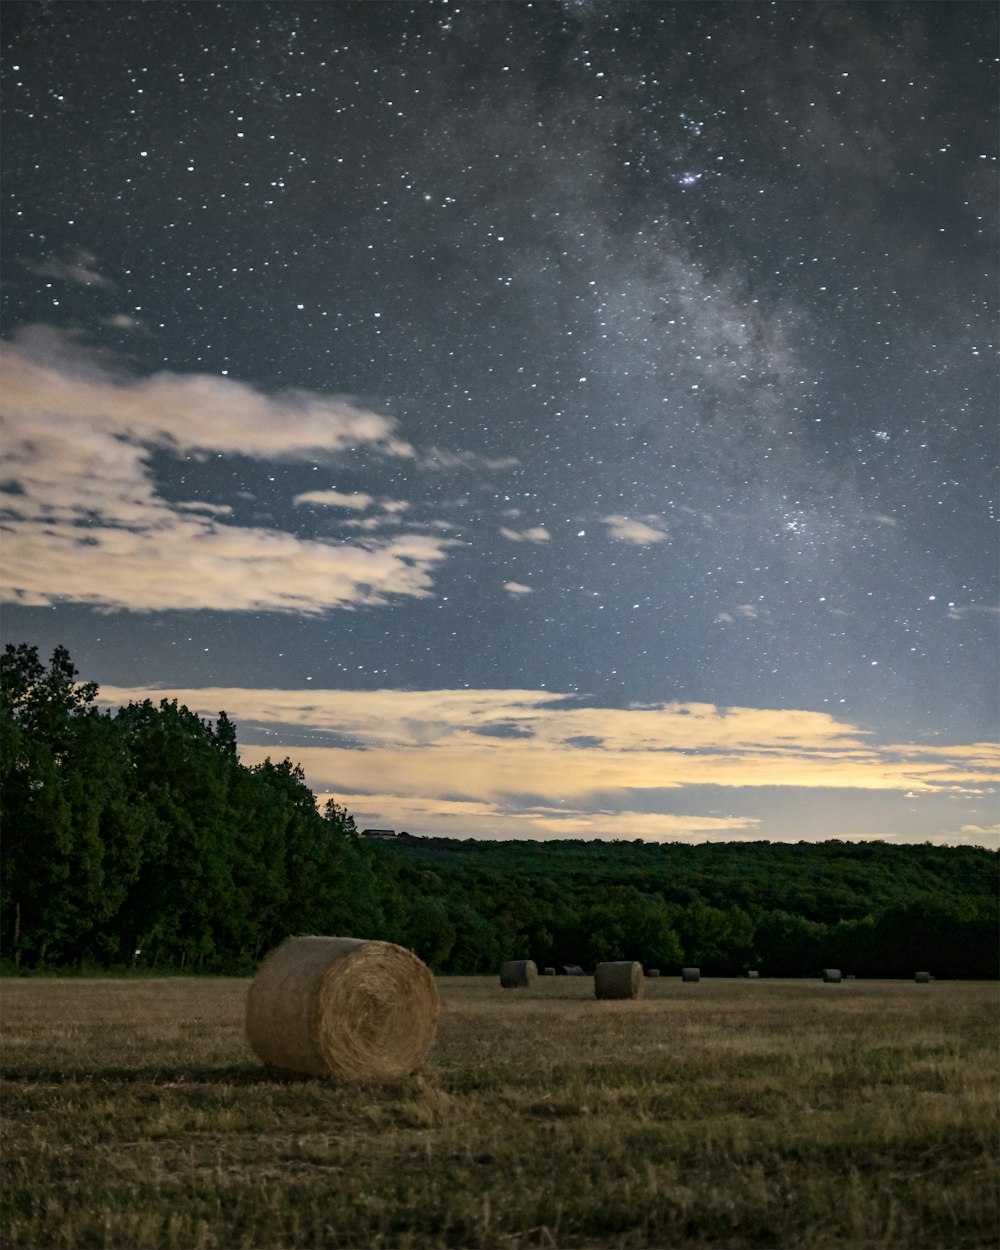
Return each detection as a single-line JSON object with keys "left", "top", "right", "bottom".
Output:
{"left": 1, "top": 975, "right": 997, "bottom": 1249}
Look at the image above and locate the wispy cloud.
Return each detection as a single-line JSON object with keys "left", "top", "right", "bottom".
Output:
{"left": 293, "top": 490, "right": 375, "bottom": 510}
{"left": 716, "top": 604, "right": 759, "bottom": 623}
{"left": 503, "top": 581, "right": 534, "bottom": 595}
{"left": 100, "top": 313, "right": 148, "bottom": 333}
{"left": 23, "top": 249, "right": 115, "bottom": 288}
{"left": 945, "top": 603, "right": 1000, "bottom": 622}
{"left": 419, "top": 447, "right": 520, "bottom": 472}
{"left": 499, "top": 525, "right": 551, "bottom": 543}
{"left": 601, "top": 514, "right": 669, "bottom": 545}
{"left": 0, "top": 327, "right": 459, "bottom": 613}
{"left": 96, "top": 685, "right": 1000, "bottom": 839}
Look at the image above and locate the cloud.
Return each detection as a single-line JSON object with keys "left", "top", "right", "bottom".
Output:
{"left": 23, "top": 249, "right": 114, "bottom": 288}
{"left": 0, "top": 327, "right": 459, "bottom": 613}
{"left": 293, "top": 490, "right": 374, "bottom": 510}
{"left": 499, "top": 525, "right": 551, "bottom": 543}
{"left": 314, "top": 792, "right": 761, "bottom": 842}
{"left": 96, "top": 685, "right": 1000, "bottom": 839}
{"left": 717, "top": 604, "right": 758, "bottom": 623}
{"left": 945, "top": 603, "right": 1000, "bottom": 622}
{"left": 101, "top": 313, "right": 148, "bottom": 333}
{"left": 419, "top": 447, "right": 520, "bottom": 472}
{"left": 4, "top": 326, "right": 416, "bottom": 460}
{"left": 601, "top": 514, "right": 669, "bottom": 545}
{"left": 508, "top": 808, "right": 762, "bottom": 840}
{"left": 503, "top": 581, "right": 534, "bottom": 595}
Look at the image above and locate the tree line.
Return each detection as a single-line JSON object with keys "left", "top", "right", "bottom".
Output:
{"left": 2, "top": 643, "right": 996, "bottom": 978}
{"left": 372, "top": 835, "right": 998, "bottom": 979}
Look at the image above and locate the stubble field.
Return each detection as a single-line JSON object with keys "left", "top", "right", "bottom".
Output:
{"left": 1, "top": 974, "right": 997, "bottom": 1249}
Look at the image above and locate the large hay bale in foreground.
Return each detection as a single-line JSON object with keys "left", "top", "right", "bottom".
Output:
{"left": 822, "top": 968, "right": 843, "bottom": 983}
{"left": 499, "top": 959, "right": 537, "bottom": 987}
{"left": 594, "top": 961, "right": 643, "bottom": 999}
{"left": 681, "top": 967, "right": 701, "bottom": 983}
{"left": 914, "top": 971, "right": 932, "bottom": 983}
{"left": 246, "top": 936, "right": 439, "bottom": 1080}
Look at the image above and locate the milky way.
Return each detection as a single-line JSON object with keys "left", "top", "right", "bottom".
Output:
{"left": 2, "top": 2, "right": 996, "bottom": 843}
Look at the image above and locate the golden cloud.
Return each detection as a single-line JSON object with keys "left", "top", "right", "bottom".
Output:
{"left": 97, "top": 685, "right": 999, "bottom": 840}
{"left": 0, "top": 328, "right": 460, "bottom": 612}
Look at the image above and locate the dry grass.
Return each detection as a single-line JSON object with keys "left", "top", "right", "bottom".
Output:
{"left": 1, "top": 975, "right": 997, "bottom": 1249}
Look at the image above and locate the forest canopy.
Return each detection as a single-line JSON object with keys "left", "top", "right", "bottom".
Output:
{"left": 2, "top": 644, "right": 996, "bottom": 978}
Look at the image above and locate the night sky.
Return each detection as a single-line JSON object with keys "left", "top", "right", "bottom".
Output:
{"left": 2, "top": 1, "right": 997, "bottom": 845}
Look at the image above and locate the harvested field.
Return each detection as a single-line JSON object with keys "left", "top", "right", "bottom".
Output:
{"left": 1, "top": 975, "right": 997, "bottom": 1249}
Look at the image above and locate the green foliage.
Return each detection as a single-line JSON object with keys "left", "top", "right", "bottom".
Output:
{"left": 372, "top": 835, "right": 998, "bottom": 978}
{"left": 0, "top": 644, "right": 381, "bottom": 971}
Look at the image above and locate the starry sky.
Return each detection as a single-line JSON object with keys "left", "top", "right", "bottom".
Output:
{"left": 2, "top": 1, "right": 997, "bottom": 846}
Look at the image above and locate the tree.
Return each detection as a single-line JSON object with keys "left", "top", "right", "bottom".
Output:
{"left": 1, "top": 643, "right": 98, "bottom": 746}
{"left": 1, "top": 645, "right": 109, "bottom": 965}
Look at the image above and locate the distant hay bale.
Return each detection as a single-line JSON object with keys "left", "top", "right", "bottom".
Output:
{"left": 561, "top": 964, "right": 585, "bottom": 976}
{"left": 914, "top": 971, "right": 932, "bottom": 983}
{"left": 499, "top": 959, "right": 537, "bottom": 988}
{"left": 681, "top": 967, "right": 701, "bottom": 983}
{"left": 746, "top": 970, "right": 760, "bottom": 979}
{"left": 594, "top": 961, "right": 644, "bottom": 999}
{"left": 647, "top": 969, "right": 660, "bottom": 978}
{"left": 822, "top": 968, "right": 843, "bottom": 983}
{"left": 245, "top": 936, "right": 439, "bottom": 1080}
{"left": 542, "top": 967, "right": 556, "bottom": 976}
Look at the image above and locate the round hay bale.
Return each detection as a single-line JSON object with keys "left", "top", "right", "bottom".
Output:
{"left": 822, "top": 968, "right": 843, "bottom": 983}
{"left": 561, "top": 964, "right": 585, "bottom": 976}
{"left": 647, "top": 969, "right": 660, "bottom": 978}
{"left": 594, "top": 961, "right": 644, "bottom": 999}
{"left": 681, "top": 966, "right": 701, "bottom": 983}
{"left": 914, "top": 971, "right": 931, "bottom": 983}
{"left": 245, "top": 936, "right": 439, "bottom": 1080}
{"left": 499, "top": 959, "right": 537, "bottom": 988}
{"left": 542, "top": 966, "right": 556, "bottom": 976}
{"left": 746, "top": 970, "right": 760, "bottom": 979}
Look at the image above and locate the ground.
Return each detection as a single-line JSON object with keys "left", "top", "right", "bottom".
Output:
{"left": 1, "top": 974, "right": 997, "bottom": 1248}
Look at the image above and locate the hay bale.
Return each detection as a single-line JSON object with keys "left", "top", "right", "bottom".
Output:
{"left": 499, "top": 959, "right": 537, "bottom": 987}
{"left": 914, "top": 971, "right": 931, "bottom": 983}
{"left": 822, "top": 968, "right": 843, "bottom": 983}
{"left": 245, "top": 936, "right": 439, "bottom": 1080}
{"left": 561, "top": 964, "right": 585, "bottom": 976}
{"left": 647, "top": 969, "right": 660, "bottom": 978}
{"left": 681, "top": 967, "right": 700, "bottom": 983}
{"left": 594, "top": 961, "right": 644, "bottom": 999}
{"left": 746, "top": 970, "right": 760, "bottom": 979}
{"left": 542, "top": 966, "right": 556, "bottom": 976}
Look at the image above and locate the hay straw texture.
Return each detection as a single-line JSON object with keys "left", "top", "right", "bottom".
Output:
{"left": 594, "top": 961, "right": 644, "bottom": 999}
{"left": 499, "top": 959, "right": 537, "bottom": 987}
{"left": 822, "top": 968, "right": 843, "bottom": 983}
{"left": 681, "top": 967, "right": 701, "bottom": 983}
{"left": 914, "top": 971, "right": 932, "bottom": 983}
{"left": 245, "top": 936, "right": 440, "bottom": 1080}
